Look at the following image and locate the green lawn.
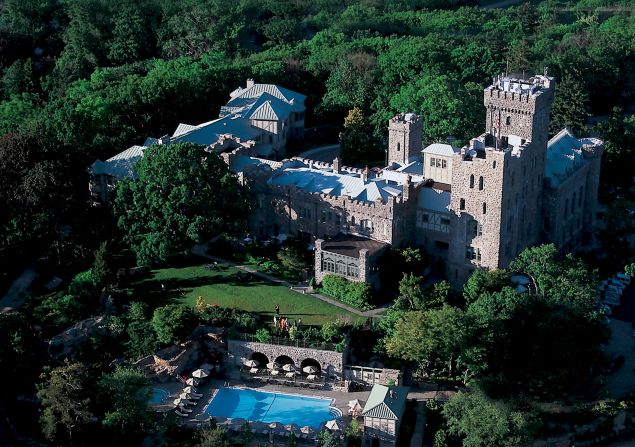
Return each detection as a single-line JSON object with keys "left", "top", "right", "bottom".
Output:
{"left": 126, "top": 263, "right": 357, "bottom": 326}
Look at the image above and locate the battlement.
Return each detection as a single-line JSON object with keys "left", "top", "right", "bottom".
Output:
{"left": 389, "top": 112, "right": 421, "bottom": 126}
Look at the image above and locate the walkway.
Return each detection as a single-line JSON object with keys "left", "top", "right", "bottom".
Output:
{"left": 192, "top": 242, "right": 386, "bottom": 318}
{"left": 0, "top": 267, "right": 37, "bottom": 313}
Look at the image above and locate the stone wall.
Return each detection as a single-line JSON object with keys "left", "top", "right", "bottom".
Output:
{"left": 387, "top": 113, "right": 422, "bottom": 166}
{"left": 228, "top": 339, "right": 346, "bottom": 378}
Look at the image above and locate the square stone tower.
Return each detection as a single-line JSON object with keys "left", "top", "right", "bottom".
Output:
{"left": 387, "top": 113, "right": 422, "bottom": 166}
{"left": 447, "top": 74, "right": 555, "bottom": 284}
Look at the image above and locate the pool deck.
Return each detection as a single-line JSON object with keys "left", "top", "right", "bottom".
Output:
{"left": 151, "top": 377, "right": 369, "bottom": 429}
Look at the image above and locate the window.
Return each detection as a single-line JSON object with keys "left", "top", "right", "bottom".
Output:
{"left": 460, "top": 199, "right": 465, "bottom": 210}
{"left": 336, "top": 261, "right": 346, "bottom": 275}
{"left": 397, "top": 142, "right": 401, "bottom": 151}
{"left": 347, "top": 263, "right": 359, "bottom": 278}
{"left": 440, "top": 217, "right": 451, "bottom": 225}
{"left": 466, "top": 246, "right": 482, "bottom": 262}
{"left": 361, "top": 219, "right": 373, "bottom": 231}
{"left": 482, "top": 202, "right": 487, "bottom": 214}
{"left": 506, "top": 116, "right": 511, "bottom": 126}
{"left": 469, "top": 175, "right": 475, "bottom": 188}
{"left": 351, "top": 216, "right": 356, "bottom": 225}
{"left": 435, "top": 159, "right": 441, "bottom": 168}
{"left": 321, "top": 210, "right": 326, "bottom": 223}
{"left": 479, "top": 176, "right": 484, "bottom": 190}
{"left": 442, "top": 159, "right": 447, "bottom": 169}
{"left": 430, "top": 157, "right": 436, "bottom": 167}
{"left": 422, "top": 213, "right": 429, "bottom": 223}
{"left": 322, "top": 257, "right": 335, "bottom": 273}
{"left": 470, "top": 220, "right": 483, "bottom": 237}
{"left": 492, "top": 161, "right": 497, "bottom": 169}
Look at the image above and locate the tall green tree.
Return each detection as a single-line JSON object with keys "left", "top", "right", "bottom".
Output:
{"left": 113, "top": 142, "right": 252, "bottom": 265}
{"left": 549, "top": 73, "right": 590, "bottom": 136}
{"left": 339, "top": 107, "right": 381, "bottom": 166}
{"left": 151, "top": 304, "right": 197, "bottom": 345}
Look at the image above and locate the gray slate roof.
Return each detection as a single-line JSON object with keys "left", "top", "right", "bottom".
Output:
{"left": 545, "top": 128, "right": 601, "bottom": 187}
{"left": 90, "top": 145, "right": 147, "bottom": 179}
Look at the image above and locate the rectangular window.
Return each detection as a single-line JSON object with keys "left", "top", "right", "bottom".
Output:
{"left": 466, "top": 246, "right": 482, "bottom": 262}
{"left": 440, "top": 217, "right": 450, "bottom": 225}
{"left": 460, "top": 199, "right": 465, "bottom": 210}
{"left": 442, "top": 159, "right": 447, "bottom": 169}
{"left": 435, "top": 159, "right": 441, "bottom": 167}
{"left": 422, "top": 213, "right": 429, "bottom": 223}
{"left": 430, "top": 157, "right": 436, "bottom": 167}
{"left": 321, "top": 210, "right": 326, "bottom": 223}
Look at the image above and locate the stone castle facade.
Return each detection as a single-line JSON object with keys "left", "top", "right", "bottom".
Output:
{"left": 90, "top": 75, "right": 603, "bottom": 287}
{"left": 232, "top": 74, "right": 602, "bottom": 286}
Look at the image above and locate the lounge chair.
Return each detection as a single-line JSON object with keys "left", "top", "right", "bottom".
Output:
{"left": 178, "top": 406, "right": 193, "bottom": 413}
{"left": 175, "top": 409, "right": 189, "bottom": 417}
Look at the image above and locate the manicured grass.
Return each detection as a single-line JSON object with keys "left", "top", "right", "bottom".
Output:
{"left": 126, "top": 263, "right": 357, "bottom": 326}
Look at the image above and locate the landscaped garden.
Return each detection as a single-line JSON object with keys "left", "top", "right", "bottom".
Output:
{"left": 125, "top": 261, "right": 358, "bottom": 326}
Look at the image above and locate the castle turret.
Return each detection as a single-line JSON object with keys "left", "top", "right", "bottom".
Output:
{"left": 387, "top": 113, "right": 422, "bottom": 166}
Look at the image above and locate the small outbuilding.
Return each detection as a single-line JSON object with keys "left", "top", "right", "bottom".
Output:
{"left": 361, "top": 384, "right": 408, "bottom": 447}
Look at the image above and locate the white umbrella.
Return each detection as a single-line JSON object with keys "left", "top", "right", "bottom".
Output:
{"left": 269, "top": 422, "right": 280, "bottom": 430}
{"left": 300, "top": 426, "right": 315, "bottom": 435}
{"left": 302, "top": 365, "right": 318, "bottom": 374}
{"left": 244, "top": 359, "right": 259, "bottom": 368}
{"left": 325, "top": 420, "right": 341, "bottom": 431}
{"left": 186, "top": 378, "right": 198, "bottom": 386}
{"left": 179, "top": 393, "right": 192, "bottom": 400}
{"left": 173, "top": 398, "right": 185, "bottom": 406}
{"left": 348, "top": 399, "right": 363, "bottom": 411}
{"left": 183, "top": 386, "right": 197, "bottom": 394}
{"left": 192, "top": 369, "right": 209, "bottom": 379}
{"left": 282, "top": 364, "right": 296, "bottom": 372}
{"left": 266, "top": 362, "right": 280, "bottom": 370}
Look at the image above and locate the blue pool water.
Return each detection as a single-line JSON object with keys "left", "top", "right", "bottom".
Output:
{"left": 206, "top": 388, "right": 335, "bottom": 428}
{"left": 148, "top": 388, "right": 168, "bottom": 405}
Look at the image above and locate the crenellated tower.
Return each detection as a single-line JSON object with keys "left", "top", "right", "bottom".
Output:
{"left": 387, "top": 113, "right": 422, "bottom": 166}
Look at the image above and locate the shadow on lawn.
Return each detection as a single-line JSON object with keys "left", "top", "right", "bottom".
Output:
{"left": 126, "top": 270, "right": 298, "bottom": 306}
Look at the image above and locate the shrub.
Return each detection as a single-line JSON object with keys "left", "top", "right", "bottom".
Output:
{"left": 303, "top": 327, "right": 321, "bottom": 342}
{"left": 234, "top": 312, "right": 258, "bottom": 332}
{"left": 320, "top": 275, "right": 373, "bottom": 309}
{"left": 289, "top": 325, "right": 299, "bottom": 341}
{"left": 151, "top": 305, "right": 196, "bottom": 345}
{"left": 321, "top": 321, "right": 340, "bottom": 342}
{"left": 255, "top": 328, "right": 271, "bottom": 343}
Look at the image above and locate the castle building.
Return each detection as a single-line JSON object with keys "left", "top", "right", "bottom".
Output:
{"left": 89, "top": 75, "right": 603, "bottom": 287}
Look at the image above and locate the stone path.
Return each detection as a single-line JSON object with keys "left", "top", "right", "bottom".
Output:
{"left": 192, "top": 242, "right": 387, "bottom": 318}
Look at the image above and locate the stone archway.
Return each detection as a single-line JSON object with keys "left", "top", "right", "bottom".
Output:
{"left": 250, "top": 352, "right": 269, "bottom": 368}
{"left": 275, "top": 355, "right": 294, "bottom": 367}
{"left": 300, "top": 358, "right": 321, "bottom": 375}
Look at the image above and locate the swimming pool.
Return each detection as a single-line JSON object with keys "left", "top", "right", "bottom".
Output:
{"left": 148, "top": 388, "right": 169, "bottom": 405}
{"left": 206, "top": 388, "right": 338, "bottom": 428}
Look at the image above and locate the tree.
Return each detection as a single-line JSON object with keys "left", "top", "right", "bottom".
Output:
{"left": 277, "top": 239, "right": 312, "bottom": 274}
{"left": 549, "top": 73, "right": 590, "bottom": 136}
{"left": 37, "top": 362, "right": 96, "bottom": 444}
{"left": 151, "top": 304, "right": 196, "bottom": 345}
{"left": 395, "top": 273, "right": 425, "bottom": 310}
{"left": 198, "top": 427, "right": 232, "bottom": 447}
{"left": 339, "top": 107, "right": 380, "bottom": 166}
{"left": 113, "top": 142, "right": 252, "bottom": 265}
{"left": 125, "top": 302, "right": 158, "bottom": 360}
{"left": 107, "top": 3, "right": 154, "bottom": 65}
{"left": 443, "top": 390, "right": 537, "bottom": 447}
{"left": 92, "top": 241, "right": 113, "bottom": 286}
{"left": 463, "top": 268, "right": 511, "bottom": 304}
{"left": 317, "top": 429, "right": 339, "bottom": 447}
{"left": 385, "top": 305, "right": 467, "bottom": 376}
{"left": 98, "top": 367, "right": 152, "bottom": 437}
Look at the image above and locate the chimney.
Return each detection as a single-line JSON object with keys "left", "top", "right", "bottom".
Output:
{"left": 403, "top": 175, "right": 412, "bottom": 201}
{"left": 333, "top": 156, "right": 341, "bottom": 174}
{"left": 362, "top": 166, "right": 369, "bottom": 182}
{"left": 246, "top": 78, "right": 255, "bottom": 89}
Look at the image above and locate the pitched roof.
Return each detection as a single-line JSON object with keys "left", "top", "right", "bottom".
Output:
{"left": 321, "top": 235, "right": 388, "bottom": 258}
{"left": 545, "top": 128, "right": 586, "bottom": 187}
{"left": 423, "top": 143, "right": 458, "bottom": 157}
{"left": 245, "top": 98, "right": 291, "bottom": 121}
{"left": 171, "top": 116, "right": 262, "bottom": 146}
{"left": 90, "top": 145, "right": 147, "bottom": 179}
{"left": 230, "top": 83, "right": 306, "bottom": 112}
{"left": 361, "top": 385, "right": 408, "bottom": 420}
{"left": 417, "top": 186, "right": 451, "bottom": 213}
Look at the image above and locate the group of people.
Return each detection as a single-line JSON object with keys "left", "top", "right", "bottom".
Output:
{"left": 273, "top": 305, "right": 302, "bottom": 334}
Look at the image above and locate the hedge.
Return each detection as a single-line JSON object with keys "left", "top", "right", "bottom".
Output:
{"left": 320, "top": 275, "right": 373, "bottom": 310}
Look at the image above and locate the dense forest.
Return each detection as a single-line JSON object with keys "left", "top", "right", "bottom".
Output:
{"left": 1, "top": 0, "right": 635, "bottom": 446}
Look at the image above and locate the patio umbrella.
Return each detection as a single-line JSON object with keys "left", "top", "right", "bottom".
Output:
{"left": 300, "top": 426, "right": 315, "bottom": 435}
{"left": 244, "top": 359, "right": 259, "bottom": 368}
{"left": 348, "top": 399, "right": 364, "bottom": 411}
{"left": 173, "top": 398, "right": 185, "bottom": 406}
{"left": 182, "top": 386, "right": 197, "bottom": 394}
{"left": 266, "top": 361, "right": 280, "bottom": 370}
{"left": 192, "top": 369, "right": 209, "bottom": 379}
{"left": 302, "top": 365, "right": 318, "bottom": 374}
{"left": 282, "top": 364, "right": 296, "bottom": 372}
{"left": 325, "top": 420, "right": 341, "bottom": 431}
{"left": 284, "top": 423, "right": 300, "bottom": 434}
{"left": 186, "top": 378, "right": 198, "bottom": 386}
{"left": 179, "top": 393, "right": 192, "bottom": 400}
{"left": 269, "top": 422, "right": 280, "bottom": 430}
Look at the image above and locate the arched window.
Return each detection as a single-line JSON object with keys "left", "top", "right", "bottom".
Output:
{"left": 478, "top": 176, "right": 484, "bottom": 190}
{"left": 469, "top": 175, "right": 475, "bottom": 188}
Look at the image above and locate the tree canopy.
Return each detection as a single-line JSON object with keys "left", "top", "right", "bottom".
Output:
{"left": 113, "top": 142, "right": 252, "bottom": 265}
